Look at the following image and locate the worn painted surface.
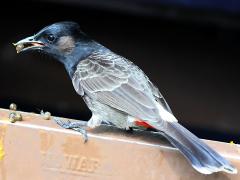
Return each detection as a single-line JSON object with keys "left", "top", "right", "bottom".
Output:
{"left": 0, "top": 138, "right": 4, "bottom": 161}
{"left": 0, "top": 108, "right": 240, "bottom": 180}
{"left": 0, "top": 123, "right": 7, "bottom": 180}
{"left": 0, "top": 129, "right": 5, "bottom": 162}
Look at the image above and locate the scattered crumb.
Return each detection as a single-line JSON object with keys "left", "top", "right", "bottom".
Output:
{"left": 8, "top": 112, "right": 22, "bottom": 123}
{"left": 9, "top": 103, "right": 17, "bottom": 111}
{"left": 40, "top": 110, "right": 51, "bottom": 120}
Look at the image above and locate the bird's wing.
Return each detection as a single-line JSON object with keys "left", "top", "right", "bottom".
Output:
{"left": 147, "top": 79, "right": 173, "bottom": 114}
{"left": 73, "top": 51, "right": 171, "bottom": 122}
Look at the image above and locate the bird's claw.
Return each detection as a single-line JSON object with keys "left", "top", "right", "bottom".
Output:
{"left": 54, "top": 117, "right": 88, "bottom": 142}
{"left": 72, "top": 127, "right": 88, "bottom": 143}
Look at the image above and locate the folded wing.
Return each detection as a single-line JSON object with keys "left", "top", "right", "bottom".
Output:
{"left": 73, "top": 51, "right": 172, "bottom": 122}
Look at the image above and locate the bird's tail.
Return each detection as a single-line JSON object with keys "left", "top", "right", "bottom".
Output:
{"left": 153, "top": 121, "right": 237, "bottom": 174}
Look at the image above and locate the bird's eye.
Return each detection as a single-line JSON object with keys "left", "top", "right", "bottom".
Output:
{"left": 47, "top": 34, "right": 55, "bottom": 42}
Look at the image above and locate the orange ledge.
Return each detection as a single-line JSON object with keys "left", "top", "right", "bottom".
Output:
{"left": 0, "top": 108, "right": 240, "bottom": 180}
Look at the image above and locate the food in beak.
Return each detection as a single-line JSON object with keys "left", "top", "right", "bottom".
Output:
{"left": 13, "top": 42, "right": 44, "bottom": 53}
{"left": 15, "top": 44, "right": 24, "bottom": 53}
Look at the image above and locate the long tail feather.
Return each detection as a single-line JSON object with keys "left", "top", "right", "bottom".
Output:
{"left": 155, "top": 122, "right": 237, "bottom": 174}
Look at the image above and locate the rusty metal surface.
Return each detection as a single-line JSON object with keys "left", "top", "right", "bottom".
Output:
{"left": 0, "top": 108, "right": 239, "bottom": 180}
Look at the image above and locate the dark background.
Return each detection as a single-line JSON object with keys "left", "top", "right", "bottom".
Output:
{"left": 0, "top": 0, "right": 240, "bottom": 142}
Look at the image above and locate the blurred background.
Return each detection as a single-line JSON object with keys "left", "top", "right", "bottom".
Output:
{"left": 0, "top": 0, "right": 240, "bottom": 142}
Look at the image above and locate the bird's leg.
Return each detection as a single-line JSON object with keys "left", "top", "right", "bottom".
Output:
{"left": 54, "top": 118, "right": 87, "bottom": 128}
{"left": 54, "top": 117, "right": 88, "bottom": 142}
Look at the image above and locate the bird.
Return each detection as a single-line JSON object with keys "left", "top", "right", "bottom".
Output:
{"left": 14, "top": 21, "right": 237, "bottom": 175}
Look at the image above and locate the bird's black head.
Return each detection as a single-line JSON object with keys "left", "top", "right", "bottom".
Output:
{"left": 14, "top": 21, "right": 98, "bottom": 76}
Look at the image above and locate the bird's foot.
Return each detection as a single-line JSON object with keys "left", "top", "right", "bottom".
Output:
{"left": 54, "top": 117, "right": 88, "bottom": 143}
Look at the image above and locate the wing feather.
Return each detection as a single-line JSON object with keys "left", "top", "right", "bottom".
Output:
{"left": 73, "top": 51, "right": 172, "bottom": 122}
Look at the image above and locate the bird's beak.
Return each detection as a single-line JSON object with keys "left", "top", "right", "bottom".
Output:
{"left": 13, "top": 35, "right": 45, "bottom": 53}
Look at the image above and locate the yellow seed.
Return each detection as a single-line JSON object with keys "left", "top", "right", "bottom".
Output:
{"left": 9, "top": 103, "right": 17, "bottom": 111}
{"left": 9, "top": 112, "right": 17, "bottom": 123}
{"left": 9, "top": 112, "right": 22, "bottom": 123}
{"left": 15, "top": 113, "right": 22, "bottom": 121}
{"left": 9, "top": 118, "right": 17, "bottom": 123}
